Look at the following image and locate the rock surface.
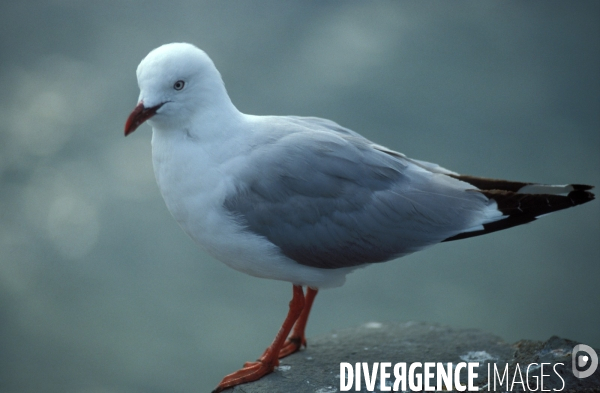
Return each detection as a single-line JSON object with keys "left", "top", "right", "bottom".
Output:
{"left": 224, "top": 321, "right": 599, "bottom": 393}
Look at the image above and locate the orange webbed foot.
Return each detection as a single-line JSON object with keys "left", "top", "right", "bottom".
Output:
{"left": 212, "top": 359, "right": 278, "bottom": 393}
{"left": 212, "top": 285, "right": 306, "bottom": 392}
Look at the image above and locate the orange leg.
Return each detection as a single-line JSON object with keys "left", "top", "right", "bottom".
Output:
{"left": 212, "top": 285, "right": 305, "bottom": 393}
{"left": 278, "top": 286, "right": 318, "bottom": 358}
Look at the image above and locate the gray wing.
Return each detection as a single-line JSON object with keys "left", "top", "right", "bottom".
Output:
{"left": 288, "top": 116, "right": 460, "bottom": 175}
{"left": 224, "top": 117, "right": 499, "bottom": 269}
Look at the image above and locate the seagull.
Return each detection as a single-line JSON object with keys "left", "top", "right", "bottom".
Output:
{"left": 124, "top": 43, "right": 595, "bottom": 392}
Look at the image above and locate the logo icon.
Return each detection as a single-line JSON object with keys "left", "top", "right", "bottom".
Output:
{"left": 572, "top": 344, "right": 598, "bottom": 379}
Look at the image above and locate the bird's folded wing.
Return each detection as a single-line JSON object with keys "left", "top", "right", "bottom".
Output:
{"left": 224, "top": 119, "right": 502, "bottom": 269}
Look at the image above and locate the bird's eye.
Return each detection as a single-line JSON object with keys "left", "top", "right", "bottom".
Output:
{"left": 173, "top": 80, "right": 185, "bottom": 90}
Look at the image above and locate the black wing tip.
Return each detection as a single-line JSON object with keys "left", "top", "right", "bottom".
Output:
{"left": 449, "top": 175, "right": 595, "bottom": 195}
{"left": 568, "top": 188, "right": 595, "bottom": 206}
{"left": 443, "top": 186, "right": 595, "bottom": 243}
{"left": 570, "top": 184, "right": 594, "bottom": 192}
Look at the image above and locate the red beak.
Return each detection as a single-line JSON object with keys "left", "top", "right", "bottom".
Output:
{"left": 124, "top": 102, "right": 164, "bottom": 136}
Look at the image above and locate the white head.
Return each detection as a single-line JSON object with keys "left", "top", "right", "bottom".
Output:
{"left": 125, "top": 43, "right": 237, "bottom": 135}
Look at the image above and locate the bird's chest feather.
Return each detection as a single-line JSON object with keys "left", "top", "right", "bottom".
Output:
{"left": 151, "top": 131, "right": 243, "bottom": 248}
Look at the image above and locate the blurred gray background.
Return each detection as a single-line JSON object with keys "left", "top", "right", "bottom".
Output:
{"left": 0, "top": 1, "right": 598, "bottom": 392}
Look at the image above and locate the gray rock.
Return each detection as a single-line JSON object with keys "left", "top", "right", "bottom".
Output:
{"left": 223, "top": 321, "right": 600, "bottom": 393}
